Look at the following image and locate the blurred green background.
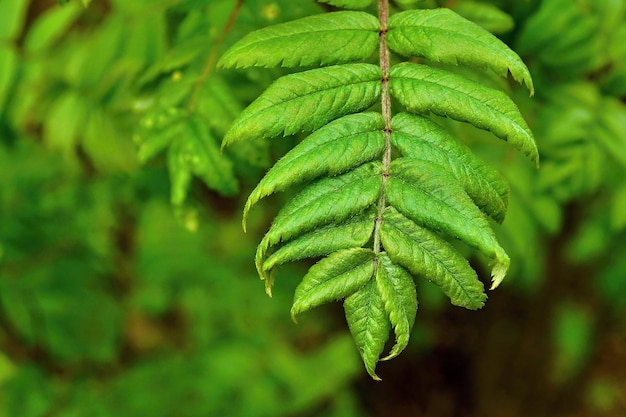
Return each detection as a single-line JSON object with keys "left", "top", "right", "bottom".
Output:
{"left": 0, "top": 0, "right": 625, "bottom": 416}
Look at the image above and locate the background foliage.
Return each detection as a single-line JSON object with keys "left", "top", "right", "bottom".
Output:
{"left": 0, "top": 0, "right": 625, "bottom": 416}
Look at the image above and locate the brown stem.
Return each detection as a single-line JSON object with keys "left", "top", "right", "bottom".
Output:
{"left": 188, "top": 0, "right": 245, "bottom": 111}
{"left": 373, "top": 0, "right": 392, "bottom": 259}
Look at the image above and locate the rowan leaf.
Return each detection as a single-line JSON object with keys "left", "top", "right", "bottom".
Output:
{"left": 376, "top": 253, "right": 417, "bottom": 361}
{"left": 387, "top": 158, "right": 510, "bottom": 287}
{"left": 391, "top": 112, "right": 509, "bottom": 222}
{"left": 291, "top": 248, "right": 376, "bottom": 320}
{"left": 218, "top": 12, "right": 379, "bottom": 69}
{"left": 387, "top": 8, "right": 532, "bottom": 93}
{"left": 344, "top": 278, "right": 390, "bottom": 380}
{"left": 262, "top": 210, "right": 376, "bottom": 274}
{"left": 389, "top": 63, "right": 538, "bottom": 165}
{"left": 243, "top": 113, "right": 386, "bottom": 227}
{"left": 255, "top": 163, "right": 382, "bottom": 286}
{"left": 223, "top": 64, "right": 382, "bottom": 146}
{"left": 381, "top": 208, "right": 487, "bottom": 309}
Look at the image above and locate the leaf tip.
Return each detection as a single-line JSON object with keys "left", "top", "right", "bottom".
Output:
{"left": 490, "top": 253, "right": 510, "bottom": 290}
{"left": 368, "top": 370, "right": 382, "bottom": 381}
{"left": 216, "top": 55, "right": 231, "bottom": 70}
{"left": 264, "top": 277, "right": 274, "bottom": 297}
{"left": 290, "top": 306, "right": 299, "bottom": 324}
{"left": 242, "top": 197, "right": 256, "bottom": 232}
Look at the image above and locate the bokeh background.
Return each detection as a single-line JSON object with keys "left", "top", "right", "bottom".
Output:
{"left": 1, "top": 0, "right": 625, "bottom": 416}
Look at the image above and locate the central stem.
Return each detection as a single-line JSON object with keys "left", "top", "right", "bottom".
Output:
{"left": 373, "top": 0, "right": 392, "bottom": 259}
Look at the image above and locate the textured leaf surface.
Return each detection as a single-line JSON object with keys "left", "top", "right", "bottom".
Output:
{"left": 389, "top": 63, "right": 538, "bottom": 165}
{"left": 376, "top": 254, "right": 417, "bottom": 361}
{"left": 381, "top": 208, "right": 487, "bottom": 309}
{"left": 291, "top": 248, "right": 375, "bottom": 320}
{"left": 255, "top": 163, "right": 382, "bottom": 285}
{"left": 243, "top": 113, "right": 385, "bottom": 226}
{"left": 344, "top": 279, "right": 390, "bottom": 380}
{"left": 218, "top": 12, "right": 379, "bottom": 69}
{"left": 387, "top": 158, "right": 510, "bottom": 287}
{"left": 387, "top": 9, "right": 532, "bottom": 92}
{"left": 223, "top": 64, "right": 382, "bottom": 146}
{"left": 262, "top": 210, "right": 376, "bottom": 274}
{"left": 391, "top": 113, "right": 509, "bottom": 222}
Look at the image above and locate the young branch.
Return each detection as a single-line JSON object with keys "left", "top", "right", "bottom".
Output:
{"left": 188, "top": 0, "right": 245, "bottom": 111}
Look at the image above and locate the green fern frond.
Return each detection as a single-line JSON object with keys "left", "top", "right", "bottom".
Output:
{"left": 221, "top": 2, "right": 537, "bottom": 377}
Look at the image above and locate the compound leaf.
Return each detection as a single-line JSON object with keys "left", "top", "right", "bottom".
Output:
{"left": 223, "top": 64, "right": 382, "bottom": 146}
{"left": 389, "top": 62, "right": 538, "bottom": 165}
{"left": 291, "top": 248, "right": 376, "bottom": 320}
{"left": 391, "top": 112, "right": 509, "bottom": 222}
{"left": 344, "top": 278, "right": 390, "bottom": 380}
{"left": 387, "top": 9, "right": 532, "bottom": 93}
{"left": 376, "top": 253, "right": 417, "bottom": 361}
{"left": 243, "top": 113, "right": 385, "bottom": 227}
{"left": 218, "top": 12, "right": 379, "bottom": 69}
{"left": 381, "top": 208, "right": 487, "bottom": 309}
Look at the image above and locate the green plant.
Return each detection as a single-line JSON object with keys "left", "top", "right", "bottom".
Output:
{"left": 219, "top": 0, "right": 537, "bottom": 378}
{"left": 3, "top": 1, "right": 626, "bottom": 416}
